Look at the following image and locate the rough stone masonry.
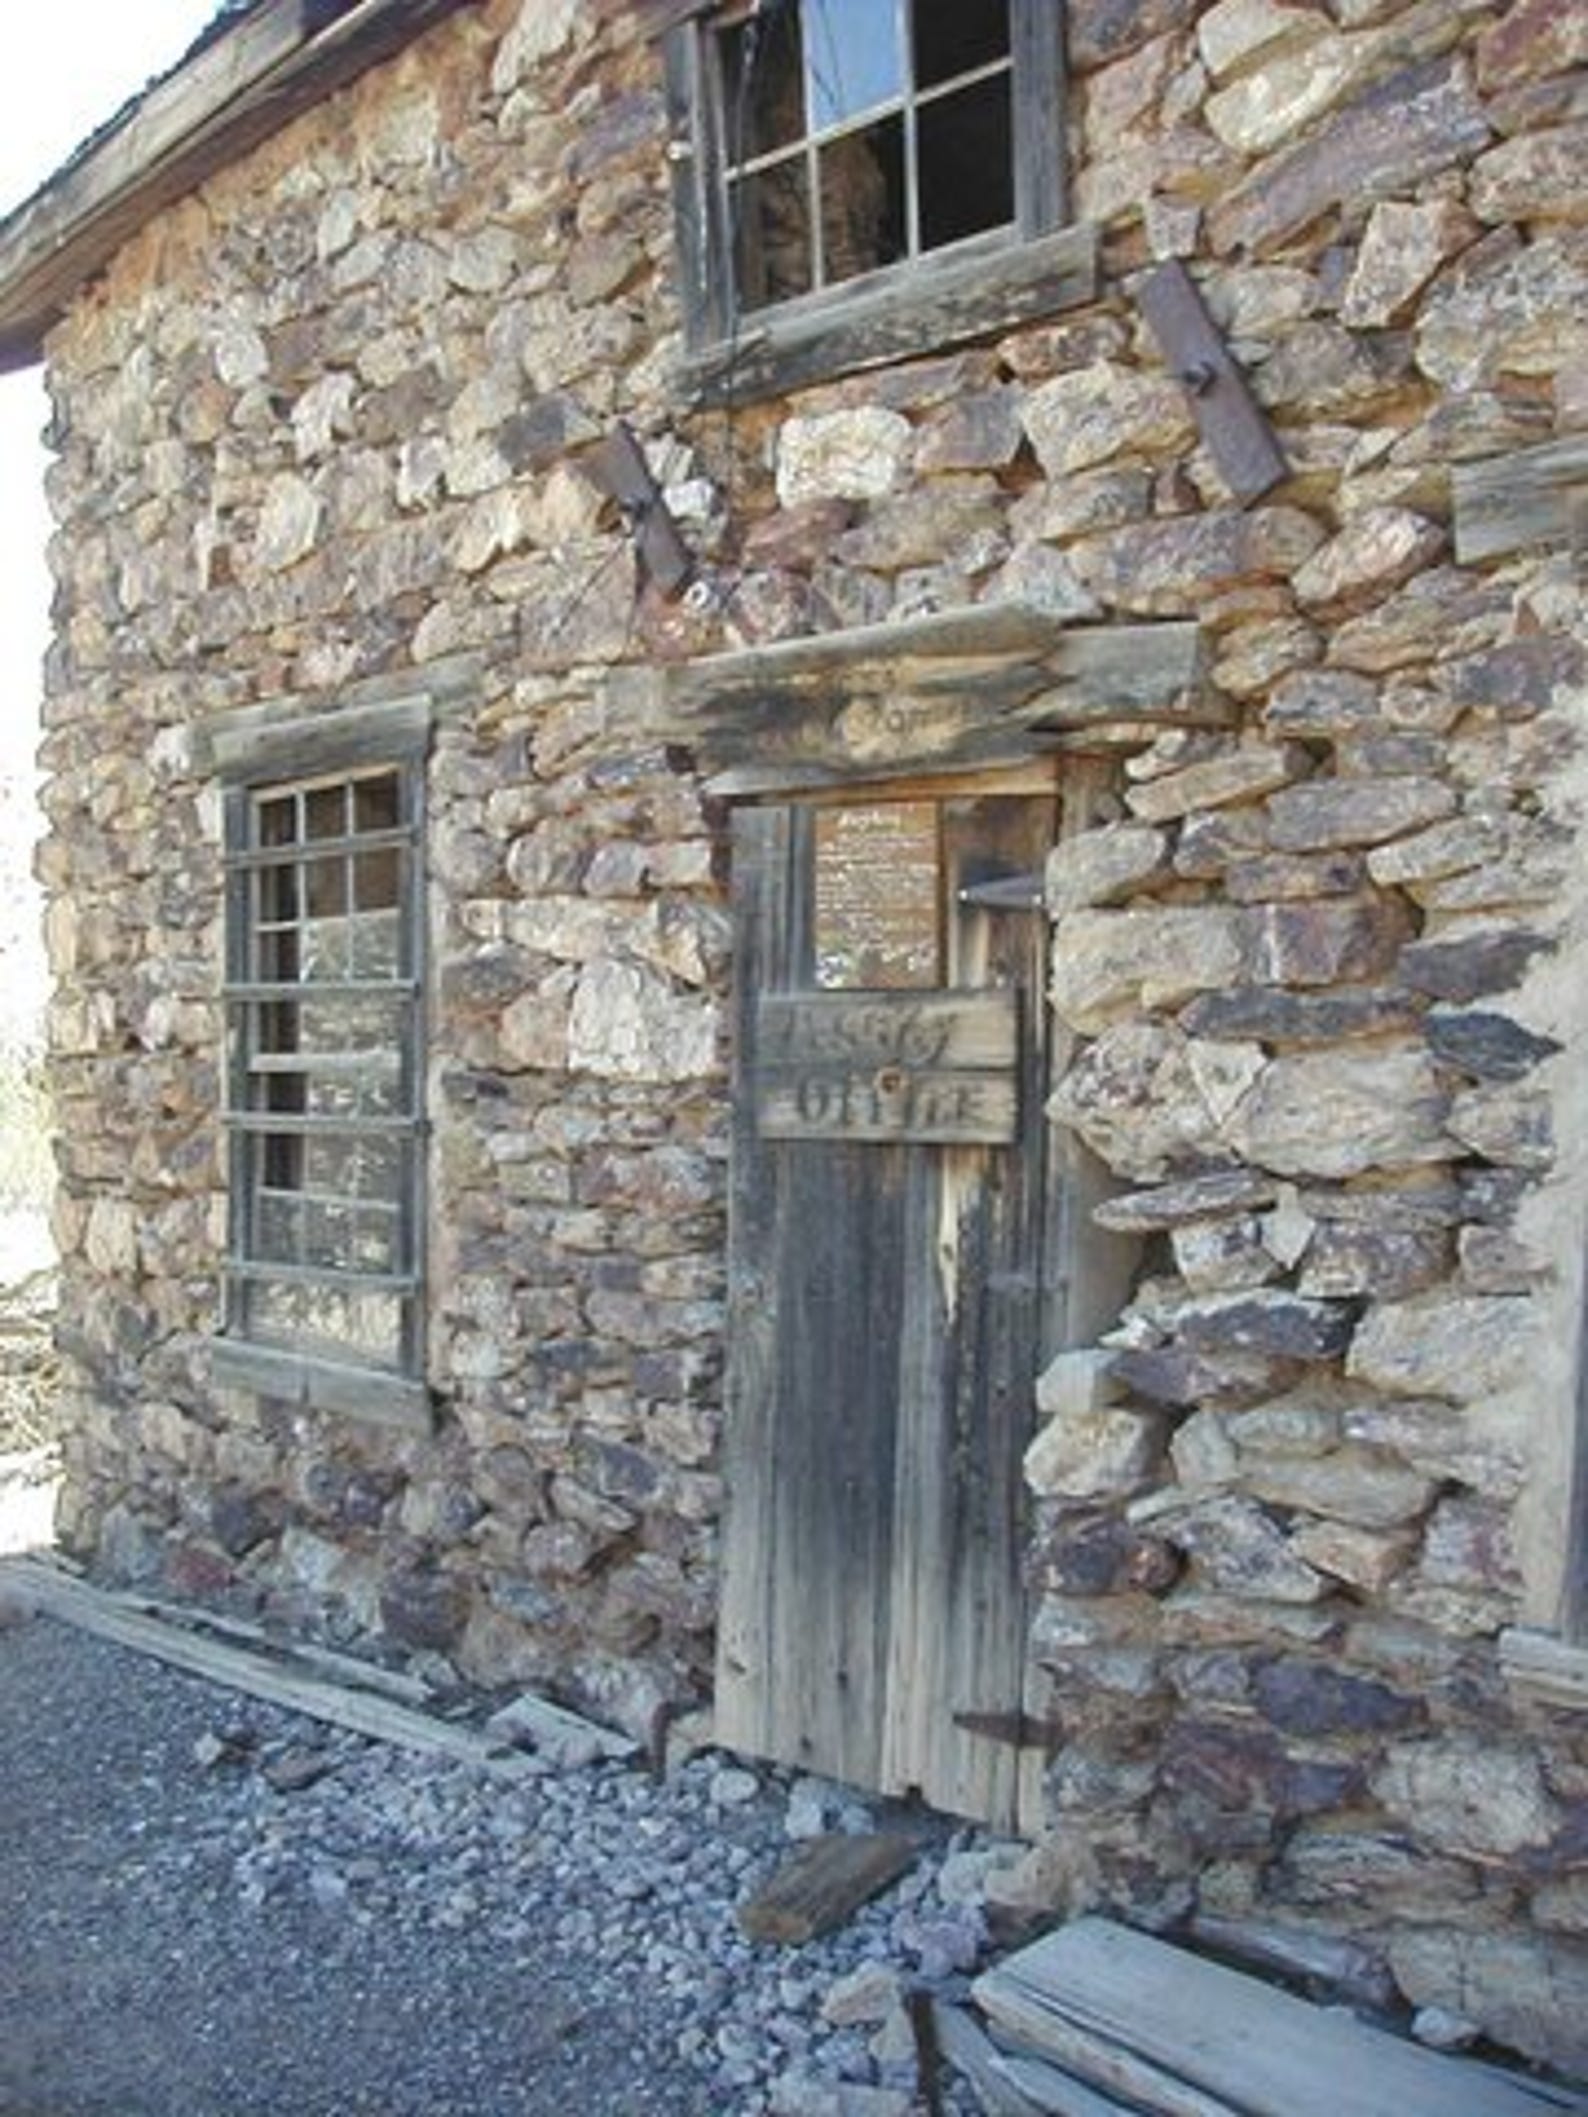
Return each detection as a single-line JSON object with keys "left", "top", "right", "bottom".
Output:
{"left": 26, "top": 0, "right": 1588, "bottom": 2074}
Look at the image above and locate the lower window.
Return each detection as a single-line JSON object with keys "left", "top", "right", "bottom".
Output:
{"left": 222, "top": 758, "right": 424, "bottom": 1378}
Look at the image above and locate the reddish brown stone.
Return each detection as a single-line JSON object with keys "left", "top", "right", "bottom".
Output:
{"left": 1477, "top": 0, "right": 1588, "bottom": 92}
{"left": 1067, "top": 0, "right": 1202, "bottom": 72}
{"left": 742, "top": 500, "right": 857, "bottom": 570}
{"left": 1035, "top": 1513, "right": 1183, "bottom": 1598}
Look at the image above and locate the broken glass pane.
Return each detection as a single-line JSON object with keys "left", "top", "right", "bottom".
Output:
{"left": 733, "top": 159, "right": 815, "bottom": 311}
{"left": 805, "top": 0, "right": 902, "bottom": 131}
{"left": 918, "top": 73, "right": 1014, "bottom": 249}
{"left": 912, "top": 0, "right": 1009, "bottom": 90}
{"left": 818, "top": 116, "right": 905, "bottom": 285}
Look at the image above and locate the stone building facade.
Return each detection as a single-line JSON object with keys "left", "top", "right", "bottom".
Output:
{"left": 4, "top": 0, "right": 1588, "bottom": 2074}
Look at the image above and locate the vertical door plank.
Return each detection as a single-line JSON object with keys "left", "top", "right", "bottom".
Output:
{"left": 882, "top": 796, "right": 1055, "bottom": 1826}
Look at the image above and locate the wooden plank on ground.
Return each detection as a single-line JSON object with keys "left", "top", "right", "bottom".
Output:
{"left": 0, "top": 1556, "right": 633, "bottom": 1774}
{"left": 931, "top": 2003, "right": 1063, "bottom": 2117}
{"left": 983, "top": 2006, "right": 1240, "bottom": 2117}
{"left": 737, "top": 1832, "right": 921, "bottom": 1945}
{"left": 974, "top": 1918, "right": 1586, "bottom": 2117}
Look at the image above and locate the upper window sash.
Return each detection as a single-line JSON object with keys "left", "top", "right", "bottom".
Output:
{"left": 663, "top": 0, "right": 1088, "bottom": 407}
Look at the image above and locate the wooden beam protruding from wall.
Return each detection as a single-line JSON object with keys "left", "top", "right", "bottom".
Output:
{"left": 621, "top": 602, "right": 1212, "bottom": 796}
{"left": 1453, "top": 435, "right": 1588, "bottom": 564}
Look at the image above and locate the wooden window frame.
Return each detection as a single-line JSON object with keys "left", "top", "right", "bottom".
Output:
{"left": 661, "top": 0, "right": 1096, "bottom": 406}
{"left": 210, "top": 704, "right": 432, "bottom": 1434}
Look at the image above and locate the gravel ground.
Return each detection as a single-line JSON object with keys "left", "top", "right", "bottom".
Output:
{"left": 0, "top": 1609, "right": 1014, "bottom": 2117}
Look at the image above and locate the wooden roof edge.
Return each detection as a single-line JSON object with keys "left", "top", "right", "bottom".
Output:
{"left": 0, "top": 0, "right": 475, "bottom": 374}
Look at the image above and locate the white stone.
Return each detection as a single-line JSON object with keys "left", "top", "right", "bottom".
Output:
{"left": 776, "top": 408, "right": 912, "bottom": 506}
{"left": 292, "top": 372, "right": 356, "bottom": 463}
{"left": 492, "top": 0, "right": 582, "bottom": 94}
{"left": 1197, "top": 0, "right": 1330, "bottom": 79}
{"left": 1205, "top": 37, "right": 1357, "bottom": 154}
{"left": 1050, "top": 906, "right": 1245, "bottom": 1034}
{"left": 1342, "top": 201, "right": 1471, "bottom": 327}
{"left": 1024, "top": 1406, "right": 1162, "bottom": 1501}
{"left": 567, "top": 961, "right": 719, "bottom": 1082}
{"left": 211, "top": 313, "right": 268, "bottom": 388}
{"left": 1373, "top": 1739, "right": 1558, "bottom": 1859}
{"left": 253, "top": 474, "right": 323, "bottom": 573}
{"left": 1022, "top": 362, "right": 1192, "bottom": 478}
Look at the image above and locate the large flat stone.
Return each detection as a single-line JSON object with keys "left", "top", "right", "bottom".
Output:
{"left": 1209, "top": 55, "right": 1491, "bottom": 257}
{"left": 1227, "top": 1044, "right": 1449, "bottom": 1178}
{"left": 1389, "top": 1929, "right": 1588, "bottom": 2078}
{"left": 1347, "top": 1291, "right": 1532, "bottom": 1402}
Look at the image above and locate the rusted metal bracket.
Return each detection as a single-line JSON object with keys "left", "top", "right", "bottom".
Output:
{"left": 1137, "top": 260, "right": 1290, "bottom": 504}
{"left": 574, "top": 421, "right": 697, "bottom": 596}
{"left": 954, "top": 1707, "right": 1067, "bottom": 1752}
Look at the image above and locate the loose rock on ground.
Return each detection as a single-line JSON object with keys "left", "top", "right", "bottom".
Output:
{"left": 0, "top": 1613, "right": 1011, "bottom": 2116}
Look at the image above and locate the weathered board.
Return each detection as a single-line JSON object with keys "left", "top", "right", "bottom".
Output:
{"left": 638, "top": 605, "right": 1213, "bottom": 796}
{"left": 973, "top": 1919, "right": 1588, "bottom": 2117}
{"left": 715, "top": 794, "right": 1055, "bottom": 1828}
{"left": 756, "top": 991, "right": 1020, "bottom": 1146}
{"left": 1453, "top": 436, "right": 1588, "bottom": 563}
{"left": 736, "top": 1832, "right": 921, "bottom": 1945}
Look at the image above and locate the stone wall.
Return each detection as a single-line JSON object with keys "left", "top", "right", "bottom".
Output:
{"left": 31, "top": 0, "right": 1588, "bottom": 2069}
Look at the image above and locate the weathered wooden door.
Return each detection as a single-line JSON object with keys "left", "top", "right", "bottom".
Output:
{"left": 716, "top": 789, "right": 1055, "bottom": 1828}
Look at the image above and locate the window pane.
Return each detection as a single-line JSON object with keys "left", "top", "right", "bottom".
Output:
{"left": 805, "top": 0, "right": 903, "bottom": 131}
{"left": 257, "top": 795, "right": 297, "bottom": 848}
{"left": 721, "top": 4, "right": 804, "bottom": 161}
{"left": 818, "top": 117, "right": 905, "bottom": 285}
{"left": 354, "top": 847, "right": 400, "bottom": 914}
{"left": 733, "top": 160, "right": 815, "bottom": 311}
{"left": 255, "top": 1192, "right": 302, "bottom": 1264}
{"left": 918, "top": 73, "right": 1014, "bottom": 250}
{"left": 257, "top": 924, "right": 301, "bottom": 984}
{"left": 304, "top": 784, "right": 347, "bottom": 841}
{"left": 912, "top": 0, "right": 1009, "bottom": 89}
{"left": 258, "top": 862, "right": 298, "bottom": 923}
{"left": 353, "top": 773, "right": 400, "bottom": 834}
{"left": 304, "top": 858, "right": 346, "bottom": 921}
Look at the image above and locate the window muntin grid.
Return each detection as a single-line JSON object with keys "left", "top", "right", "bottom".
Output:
{"left": 718, "top": 0, "right": 1015, "bottom": 314}
{"left": 224, "top": 763, "right": 422, "bottom": 1374}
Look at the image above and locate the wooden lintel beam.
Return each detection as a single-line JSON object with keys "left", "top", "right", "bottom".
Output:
{"left": 651, "top": 611, "right": 1209, "bottom": 791}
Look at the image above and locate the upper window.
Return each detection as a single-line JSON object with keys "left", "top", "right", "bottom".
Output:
{"left": 221, "top": 759, "right": 425, "bottom": 1398}
{"left": 663, "top": 0, "right": 1090, "bottom": 403}
{"left": 721, "top": 0, "right": 1017, "bottom": 314}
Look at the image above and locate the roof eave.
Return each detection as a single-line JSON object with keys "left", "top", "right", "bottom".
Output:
{"left": 0, "top": 0, "right": 472, "bottom": 374}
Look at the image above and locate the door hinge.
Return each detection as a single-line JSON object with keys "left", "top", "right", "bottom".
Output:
{"left": 954, "top": 1708, "right": 1066, "bottom": 1752}
{"left": 957, "top": 871, "right": 1046, "bottom": 912}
